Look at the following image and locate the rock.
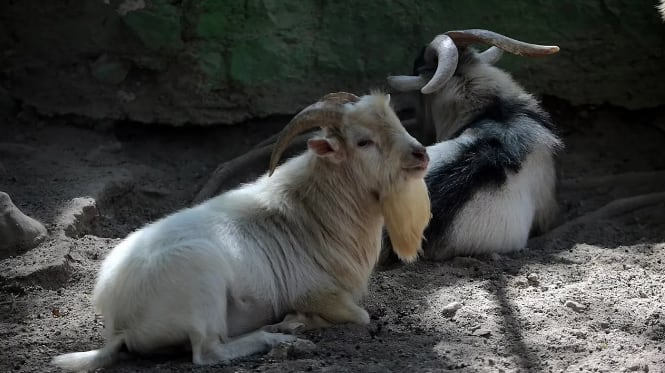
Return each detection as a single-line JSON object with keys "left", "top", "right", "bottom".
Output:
{"left": 116, "top": 90, "right": 136, "bottom": 102}
{"left": 625, "top": 360, "right": 649, "bottom": 372}
{"left": 6, "top": 0, "right": 665, "bottom": 126}
{"left": 526, "top": 273, "right": 540, "bottom": 286}
{"left": 471, "top": 328, "right": 492, "bottom": 338}
{"left": 90, "top": 54, "right": 131, "bottom": 85}
{"left": 60, "top": 197, "right": 99, "bottom": 238}
{"left": 267, "top": 338, "right": 316, "bottom": 360}
{"left": 564, "top": 300, "right": 587, "bottom": 313}
{"left": 117, "top": 0, "right": 145, "bottom": 16}
{"left": 0, "top": 192, "right": 48, "bottom": 254}
{"left": 570, "top": 329, "right": 587, "bottom": 339}
{"left": 514, "top": 278, "right": 529, "bottom": 288}
{"left": 441, "top": 301, "right": 462, "bottom": 317}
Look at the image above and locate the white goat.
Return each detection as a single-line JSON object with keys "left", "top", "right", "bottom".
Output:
{"left": 384, "top": 30, "right": 563, "bottom": 261}
{"left": 52, "top": 92, "right": 431, "bottom": 371}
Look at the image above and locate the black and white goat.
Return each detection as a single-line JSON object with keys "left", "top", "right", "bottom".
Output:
{"left": 52, "top": 92, "right": 431, "bottom": 371}
{"left": 384, "top": 29, "right": 563, "bottom": 262}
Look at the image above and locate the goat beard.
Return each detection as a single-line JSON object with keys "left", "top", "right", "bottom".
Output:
{"left": 381, "top": 177, "right": 431, "bottom": 263}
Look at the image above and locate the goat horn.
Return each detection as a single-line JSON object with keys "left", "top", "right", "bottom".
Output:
{"left": 420, "top": 34, "right": 459, "bottom": 95}
{"left": 445, "top": 29, "right": 560, "bottom": 57}
{"left": 319, "top": 92, "right": 360, "bottom": 105}
{"left": 387, "top": 75, "right": 431, "bottom": 92}
{"left": 477, "top": 46, "right": 504, "bottom": 65}
{"left": 268, "top": 92, "right": 360, "bottom": 176}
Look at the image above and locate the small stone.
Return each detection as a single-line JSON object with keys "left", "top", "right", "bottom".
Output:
{"left": 90, "top": 54, "right": 131, "bottom": 85}
{"left": 570, "top": 329, "right": 587, "bottom": 339}
{"left": 526, "top": 273, "right": 540, "bottom": 286}
{"left": 441, "top": 301, "right": 462, "bottom": 317}
{"left": 117, "top": 0, "right": 145, "bottom": 16}
{"left": 65, "top": 251, "right": 85, "bottom": 263}
{"left": 60, "top": 197, "right": 99, "bottom": 238}
{"left": 514, "top": 278, "right": 529, "bottom": 288}
{"left": 626, "top": 361, "right": 649, "bottom": 372}
{"left": 117, "top": 90, "right": 136, "bottom": 102}
{"left": 471, "top": 328, "right": 492, "bottom": 338}
{"left": 564, "top": 300, "right": 587, "bottom": 313}
{"left": 267, "top": 338, "right": 316, "bottom": 360}
{"left": 0, "top": 192, "right": 48, "bottom": 253}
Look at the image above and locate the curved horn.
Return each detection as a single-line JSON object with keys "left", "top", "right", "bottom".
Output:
{"left": 387, "top": 75, "right": 430, "bottom": 92}
{"left": 477, "top": 46, "right": 504, "bottom": 65}
{"left": 319, "top": 92, "right": 360, "bottom": 105}
{"left": 445, "top": 29, "right": 560, "bottom": 57}
{"left": 268, "top": 92, "right": 359, "bottom": 176}
{"left": 420, "top": 34, "right": 459, "bottom": 95}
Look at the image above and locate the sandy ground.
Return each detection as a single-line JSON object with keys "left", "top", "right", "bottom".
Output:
{"left": 1, "top": 99, "right": 664, "bottom": 372}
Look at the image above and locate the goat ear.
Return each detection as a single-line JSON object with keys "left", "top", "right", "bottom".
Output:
{"left": 308, "top": 137, "right": 345, "bottom": 163}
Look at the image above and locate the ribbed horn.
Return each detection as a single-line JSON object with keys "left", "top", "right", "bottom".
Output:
{"left": 420, "top": 34, "right": 459, "bottom": 94}
{"left": 477, "top": 46, "right": 504, "bottom": 65}
{"left": 268, "top": 92, "right": 360, "bottom": 176}
{"left": 445, "top": 29, "right": 560, "bottom": 57}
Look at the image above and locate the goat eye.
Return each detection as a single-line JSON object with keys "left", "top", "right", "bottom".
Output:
{"left": 357, "top": 139, "right": 373, "bottom": 147}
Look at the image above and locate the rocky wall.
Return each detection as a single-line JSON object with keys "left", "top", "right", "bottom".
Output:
{"left": 1, "top": 0, "right": 664, "bottom": 125}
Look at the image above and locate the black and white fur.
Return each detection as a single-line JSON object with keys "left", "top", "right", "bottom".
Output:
{"left": 385, "top": 46, "right": 562, "bottom": 262}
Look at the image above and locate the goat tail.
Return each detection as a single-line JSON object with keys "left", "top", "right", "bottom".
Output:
{"left": 51, "top": 333, "right": 124, "bottom": 372}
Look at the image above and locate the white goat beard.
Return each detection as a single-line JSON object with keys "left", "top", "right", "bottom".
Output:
{"left": 381, "top": 177, "right": 431, "bottom": 263}
{"left": 660, "top": 0, "right": 665, "bottom": 21}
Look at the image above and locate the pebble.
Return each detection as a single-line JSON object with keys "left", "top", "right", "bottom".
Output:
{"left": 267, "top": 339, "right": 316, "bottom": 360}
{"left": 526, "top": 273, "right": 540, "bottom": 286}
{"left": 626, "top": 361, "right": 649, "bottom": 372}
{"left": 570, "top": 329, "right": 587, "bottom": 339}
{"left": 514, "top": 278, "right": 529, "bottom": 288}
{"left": 61, "top": 197, "right": 99, "bottom": 238}
{"left": 564, "top": 300, "right": 587, "bottom": 312}
{"left": 90, "top": 54, "right": 131, "bottom": 85}
{"left": 441, "top": 301, "right": 462, "bottom": 317}
{"left": 471, "top": 328, "right": 492, "bottom": 337}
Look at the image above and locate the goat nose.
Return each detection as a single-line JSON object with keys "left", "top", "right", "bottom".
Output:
{"left": 411, "top": 145, "right": 429, "bottom": 163}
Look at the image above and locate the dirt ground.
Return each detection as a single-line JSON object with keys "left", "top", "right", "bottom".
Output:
{"left": 1, "top": 98, "right": 664, "bottom": 372}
